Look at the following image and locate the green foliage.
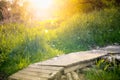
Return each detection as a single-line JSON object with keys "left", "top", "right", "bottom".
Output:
{"left": 0, "top": 23, "right": 62, "bottom": 75}
{"left": 85, "top": 66, "right": 120, "bottom": 80}
{"left": 0, "top": 23, "right": 25, "bottom": 64}
{"left": 72, "top": 0, "right": 120, "bottom": 12}
{"left": 84, "top": 59, "right": 120, "bottom": 80}
{"left": 49, "top": 7, "right": 120, "bottom": 53}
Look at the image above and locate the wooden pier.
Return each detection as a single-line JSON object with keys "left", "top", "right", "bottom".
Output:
{"left": 9, "top": 46, "right": 120, "bottom": 80}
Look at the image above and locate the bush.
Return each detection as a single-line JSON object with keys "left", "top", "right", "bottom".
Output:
{"left": 49, "top": 7, "right": 120, "bottom": 53}
{"left": 84, "top": 59, "right": 120, "bottom": 80}
{"left": 0, "top": 23, "right": 62, "bottom": 75}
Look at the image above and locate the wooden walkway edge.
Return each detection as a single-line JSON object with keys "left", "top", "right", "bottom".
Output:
{"left": 8, "top": 45, "right": 120, "bottom": 80}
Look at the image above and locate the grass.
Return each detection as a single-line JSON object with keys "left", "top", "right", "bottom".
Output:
{"left": 85, "top": 67, "right": 120, "bottom": 80}
{"left": 0, "top": 23, "right": 62, "bottom": 76}
{"left": 84, "top": 59, "right": 120, "bottom": 80}
{"left": 48, "top": 7, "right": 120, "bottom": 53}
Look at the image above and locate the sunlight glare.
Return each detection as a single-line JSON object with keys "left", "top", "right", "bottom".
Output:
{"left": 29, "top": 0, "right": 53, "bottom": 9}
{"left": 45, "top": 30, "right": 48, "bottom": 33}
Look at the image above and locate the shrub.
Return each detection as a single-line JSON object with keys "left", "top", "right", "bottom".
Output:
{"left": 84, "top": 59, "right": 120, "bottom": 80}
{"left": 0, "top": 23, "right": 62, "bottom": 75}
{"left": 49, "top": 7, "right": 120, "bottom": 53}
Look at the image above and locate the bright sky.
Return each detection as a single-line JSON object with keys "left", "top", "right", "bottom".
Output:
{"left": 7, "top": 0, "right": 54, "bottom": 9}
{"left": 7, "top": 0, "right": 58, "bottom": 20}
{"left": 29, "top": 0, "right": 54, "bottom": 9}
{"left": 28, "top": 0, "right": 55, "bottom": 20}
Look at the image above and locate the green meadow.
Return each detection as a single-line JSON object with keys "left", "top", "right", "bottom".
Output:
{"left": 0, "top": 0, "right": 120, "bottom": 79}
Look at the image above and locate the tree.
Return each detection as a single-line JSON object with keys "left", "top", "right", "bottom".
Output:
{"left": 0, "top": 0, "right": 10, "bottom": 21}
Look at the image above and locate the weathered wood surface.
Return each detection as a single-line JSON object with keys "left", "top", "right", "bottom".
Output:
{"left": 9, "top": 45, "right": 120, "bottom": 80}
{"left": 9, "top": 65, "right": 64, "bottom": 80}
{"left": 37, "top": 51, "right": 107, "bottom": 67}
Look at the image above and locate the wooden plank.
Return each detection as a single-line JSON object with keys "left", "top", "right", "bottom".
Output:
{"left": 9, "top": 46, "right": 120, "bottom": 80}
{"left": 9, "top": 70, "right": 59, "bottom": 80}
{"left": 17, "top": 70, "right": 58, "bottom": 79}
{"left": 9, "top": 66, "right": 63, "bottom": 80}
{"left": 100, "top": 46, "right": 120, "bottom": 54}
{"left": 64, "top": 59, "right": 95, "bottom": 73}
{"left": 38, "top": 52, "right": 107, "bottom": 67}
{"left": 22, "top": 67, "right": 58, "bottom": 74}
{"left": 9, "top": 73, "right": 48, "bottom": 80}
{"left": 28, "top": 65, "right": 64, "bottom": 71}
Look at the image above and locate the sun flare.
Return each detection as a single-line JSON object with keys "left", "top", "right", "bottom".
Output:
{"left": 28, "top": 0, "right": 56, "bottom": 20}
{"left": 29, "top": 0, "right": 53, "bottom": 9}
